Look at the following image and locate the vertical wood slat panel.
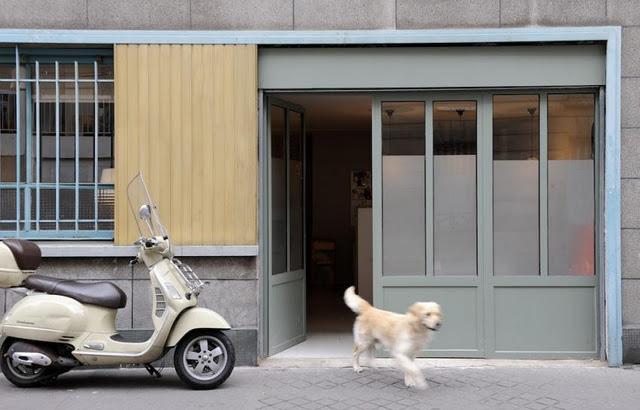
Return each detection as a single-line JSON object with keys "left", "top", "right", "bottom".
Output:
{"left": 148, "top": 45, "right": 162, "bottom": 235}
{"left": 126, "top": 45, "right": 139, "bottom": 242}
{"left": 222, "top": 47, "right": 235, "bottom": 243}
{"left": 114, "top": 45, "right": 128, "bottom": 245}
{"left": 212, "top": 45, "right": 225, "bottom": 244}
{"left": 137, "top": 45, "right": 150, "bottom": 243}
{"left": 180, "top": 46, "right": 193, "bottom": 245}
{"left": 191, "top": 45, "right": 204, "bottom": 245}
{"left": 169, "top": 44, "right": 183, "bottom": 244}
{"left": 114, "top": 44, "right": 258, "bottom": 246}
{"left": 158, "top": 45, "right": 172, "bottom": 235}
{"left": 202, "top": 45, "right": 215, "bottom": 245}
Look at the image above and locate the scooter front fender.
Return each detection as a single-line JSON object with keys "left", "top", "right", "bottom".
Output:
{"left": 166, "top": 307, "right": 231, "bottom": 347}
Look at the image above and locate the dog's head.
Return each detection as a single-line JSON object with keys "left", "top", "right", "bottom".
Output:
{"left": 408, "top": 302, "right": 443, "bottom": 331}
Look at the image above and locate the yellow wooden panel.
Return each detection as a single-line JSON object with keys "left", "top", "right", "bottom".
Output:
{"left": 180, "top": 46, "right": 193, "bottom": 245}
{"left": 191, "top": 45, "right": 204, "bottom": 244}
{"left": 147, "top": 45, "right": 162, "bottom": 229}
{"left": 114, "top": 45, "right": 128, "bottom": 245}
{"left": 221, "top": 47, "right": 233, "bottom": 243}
{"left": 168, "top": 44, "right": 183, "bottom": 244}
{"left": 125, "top": 44, "right": 140, "bottom": 243}
{"left": 212, "top": 45, "right": 226, "bottom": 244}
{"left": 114, "top": 44, "right": 258, "bottom": 246}
{"left": 158, "top": 45, "right": 172, "bottom": 234}
{"left": 202, "top": 45, "right": 215, "bottom": 245}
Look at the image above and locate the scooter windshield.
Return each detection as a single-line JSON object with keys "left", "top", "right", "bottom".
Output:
{"left": 126, "top": 173, "right": 169, "bottom": 239}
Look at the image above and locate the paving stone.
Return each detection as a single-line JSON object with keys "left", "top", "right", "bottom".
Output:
{"left": 2, "top": 366, "right": 640, "bottom": 409}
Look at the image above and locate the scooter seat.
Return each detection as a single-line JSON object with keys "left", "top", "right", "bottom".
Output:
{"left": 23, "top": 275, "right": 127, "bottom": 309}
{"left": 1, "top": 239, "right": 41, "bottom": 271}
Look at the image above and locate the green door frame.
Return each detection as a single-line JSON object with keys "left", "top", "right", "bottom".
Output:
{"left": 265, "top": 96, "right": 307, "bottom": 355}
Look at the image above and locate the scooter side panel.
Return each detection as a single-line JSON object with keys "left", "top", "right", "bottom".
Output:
{"left": 1, "top": 294, "right": 89, "bottom": 342}
{"left": 166, "top": 307, "right": 231, "bottom": 347}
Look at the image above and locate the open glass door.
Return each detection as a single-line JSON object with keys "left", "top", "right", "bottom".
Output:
{"left": 267, "top": 97, "right": 306, "bottom": 355}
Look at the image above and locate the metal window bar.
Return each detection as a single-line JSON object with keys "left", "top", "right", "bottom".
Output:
{"left": 24, "top": 64, "right": 32, "bottom": 232}
{"left": 15, "top": 46, "right": 20, "bottom": 234}
{"left": 74, "top": 61, "right": 79, "bottom": 231}
{"left": 55, "top": 60, "right": 60, "bottom": 231}
{"left": 93, "top": 61, "right": 98, "bottom": 231}
{"left": 35, "top": 60, "right": 40, "bottom": 231}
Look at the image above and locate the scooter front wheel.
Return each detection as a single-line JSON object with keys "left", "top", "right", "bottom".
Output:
{"left": 174, "top": 330, "right": 235, "bottom": 390}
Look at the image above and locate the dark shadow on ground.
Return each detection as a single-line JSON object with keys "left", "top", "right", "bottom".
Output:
{"left": 1, "top": 369, "right": 241, "bottom": 392}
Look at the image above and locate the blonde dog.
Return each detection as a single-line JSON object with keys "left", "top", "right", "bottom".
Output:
{"left": 343, "top": 286, "right": 443, "bottom": 389}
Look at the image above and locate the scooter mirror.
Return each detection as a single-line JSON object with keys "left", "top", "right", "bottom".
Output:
{"left": 138, "top": 204, "right": 152, "bottom": 221}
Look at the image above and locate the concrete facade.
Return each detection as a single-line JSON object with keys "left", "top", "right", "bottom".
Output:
{"left": 1, "top": 0, "right": 640, "bottom": 363}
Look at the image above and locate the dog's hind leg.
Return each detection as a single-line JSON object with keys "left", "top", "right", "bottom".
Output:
{"left": 353, "top": 343, "right": 369, "bottom": 373}
{"left": 363, "top": 343, "right": 376, "bottom": 367}
{"left": 352, "top": 321, "right": 372, "bottom": 373}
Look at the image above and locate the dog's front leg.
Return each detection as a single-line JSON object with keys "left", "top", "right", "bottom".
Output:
{"left": 394, "top": 353, "right": 427, "bottom": 390}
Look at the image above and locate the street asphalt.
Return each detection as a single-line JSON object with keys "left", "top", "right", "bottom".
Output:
{"left": 1, "top": 362, "right": 640, "bottom": 409}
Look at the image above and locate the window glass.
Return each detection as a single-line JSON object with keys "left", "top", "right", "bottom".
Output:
{"left": 289, "top": 111, "right": 304, "bottom": 271}
{"left": 98, "top": 64, "right": 114, "bottom": 80}
{"left": 548, "top": 94, "right": 595, "bottom": 275}
{"left": 271, "top": 105, "right": 287, "bottom": 275}
{"left": 433, "top": 101, "right": 477, "bottom": 276}
{"left": 0, "top": 82, "right": 17, "bottom": 183}
{"left": 382, "top": 101, "right": 425, "bottom": 276}
{"left": 0, "top": 81, "right": 18, "bottom": 231}
{"left": 493, "top": 95, "right": 540, "bottom": 275}
{"left": 0, "top": 64, "right": 13, "bottom": 80}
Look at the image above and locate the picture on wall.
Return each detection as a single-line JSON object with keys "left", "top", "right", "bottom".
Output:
{"left": 350, "top": 170, "right": 372, "bottom": 226}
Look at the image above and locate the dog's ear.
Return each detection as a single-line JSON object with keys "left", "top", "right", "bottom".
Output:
{"left": 408, "top": 303, "right": 423, "bottom": 318}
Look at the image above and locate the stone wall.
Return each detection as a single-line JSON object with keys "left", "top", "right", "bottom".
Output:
{"left": 1, "top": 256, "right": 258, "bottom": 366}
{"left": 0, "top": 0, "right": 631, "bottom": 30}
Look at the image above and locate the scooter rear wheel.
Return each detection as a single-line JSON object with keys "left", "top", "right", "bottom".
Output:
{"left": 0, "top": 340, "right": 58, "bottom": 388}
{"left": 174, "top": 330, "right": 235, "bottom": 390}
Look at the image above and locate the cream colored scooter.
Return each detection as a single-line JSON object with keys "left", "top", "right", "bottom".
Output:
{"left": 0, "top": 174, "right": 235, "bottom": 389}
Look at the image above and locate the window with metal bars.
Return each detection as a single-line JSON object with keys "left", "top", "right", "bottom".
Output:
{"left": 0, "top": 47, "right": 115, "bottom": 239}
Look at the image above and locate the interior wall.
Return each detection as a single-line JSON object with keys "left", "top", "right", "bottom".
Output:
{"left": 311, "top": 129, "right": 371, "bottom": 287}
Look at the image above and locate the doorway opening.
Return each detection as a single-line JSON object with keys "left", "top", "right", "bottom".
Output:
{"left": 265, "top": 90, "right": 601, "bottom": 360}
{"left": 268, "top": 93, "right": 373, "bottom": 358}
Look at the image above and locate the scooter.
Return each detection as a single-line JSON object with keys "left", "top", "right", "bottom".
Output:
{"left": 0, "top": 173, "right": 235, "bottom": 389}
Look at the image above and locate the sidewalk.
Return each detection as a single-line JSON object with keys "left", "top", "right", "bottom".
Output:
{"left": 1, "top": 361, "right": 639, "bottom": 410}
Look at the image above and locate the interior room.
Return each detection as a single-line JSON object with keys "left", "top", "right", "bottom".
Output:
{"left": 272, "top": 93, "right": 373, "bottom": 358}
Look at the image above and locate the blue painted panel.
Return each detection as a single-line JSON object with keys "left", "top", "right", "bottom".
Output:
{"left": 604, "top": 28, "right": 623, "bottom": 367}
{"left": 0, "top": 27, "right": 619, "bottom": 45}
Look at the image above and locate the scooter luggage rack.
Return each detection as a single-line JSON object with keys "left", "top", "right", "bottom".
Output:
{"left": 171, "top": 258, "right": 205, "bottom": 297}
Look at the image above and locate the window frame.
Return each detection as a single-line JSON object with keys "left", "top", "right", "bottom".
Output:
{"left": 0, "top": 47, "right": 114, "bottom": 239}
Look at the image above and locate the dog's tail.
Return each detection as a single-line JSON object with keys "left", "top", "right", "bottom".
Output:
{"left": 344, "top": 286, "right": 371, "bottom": 314}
